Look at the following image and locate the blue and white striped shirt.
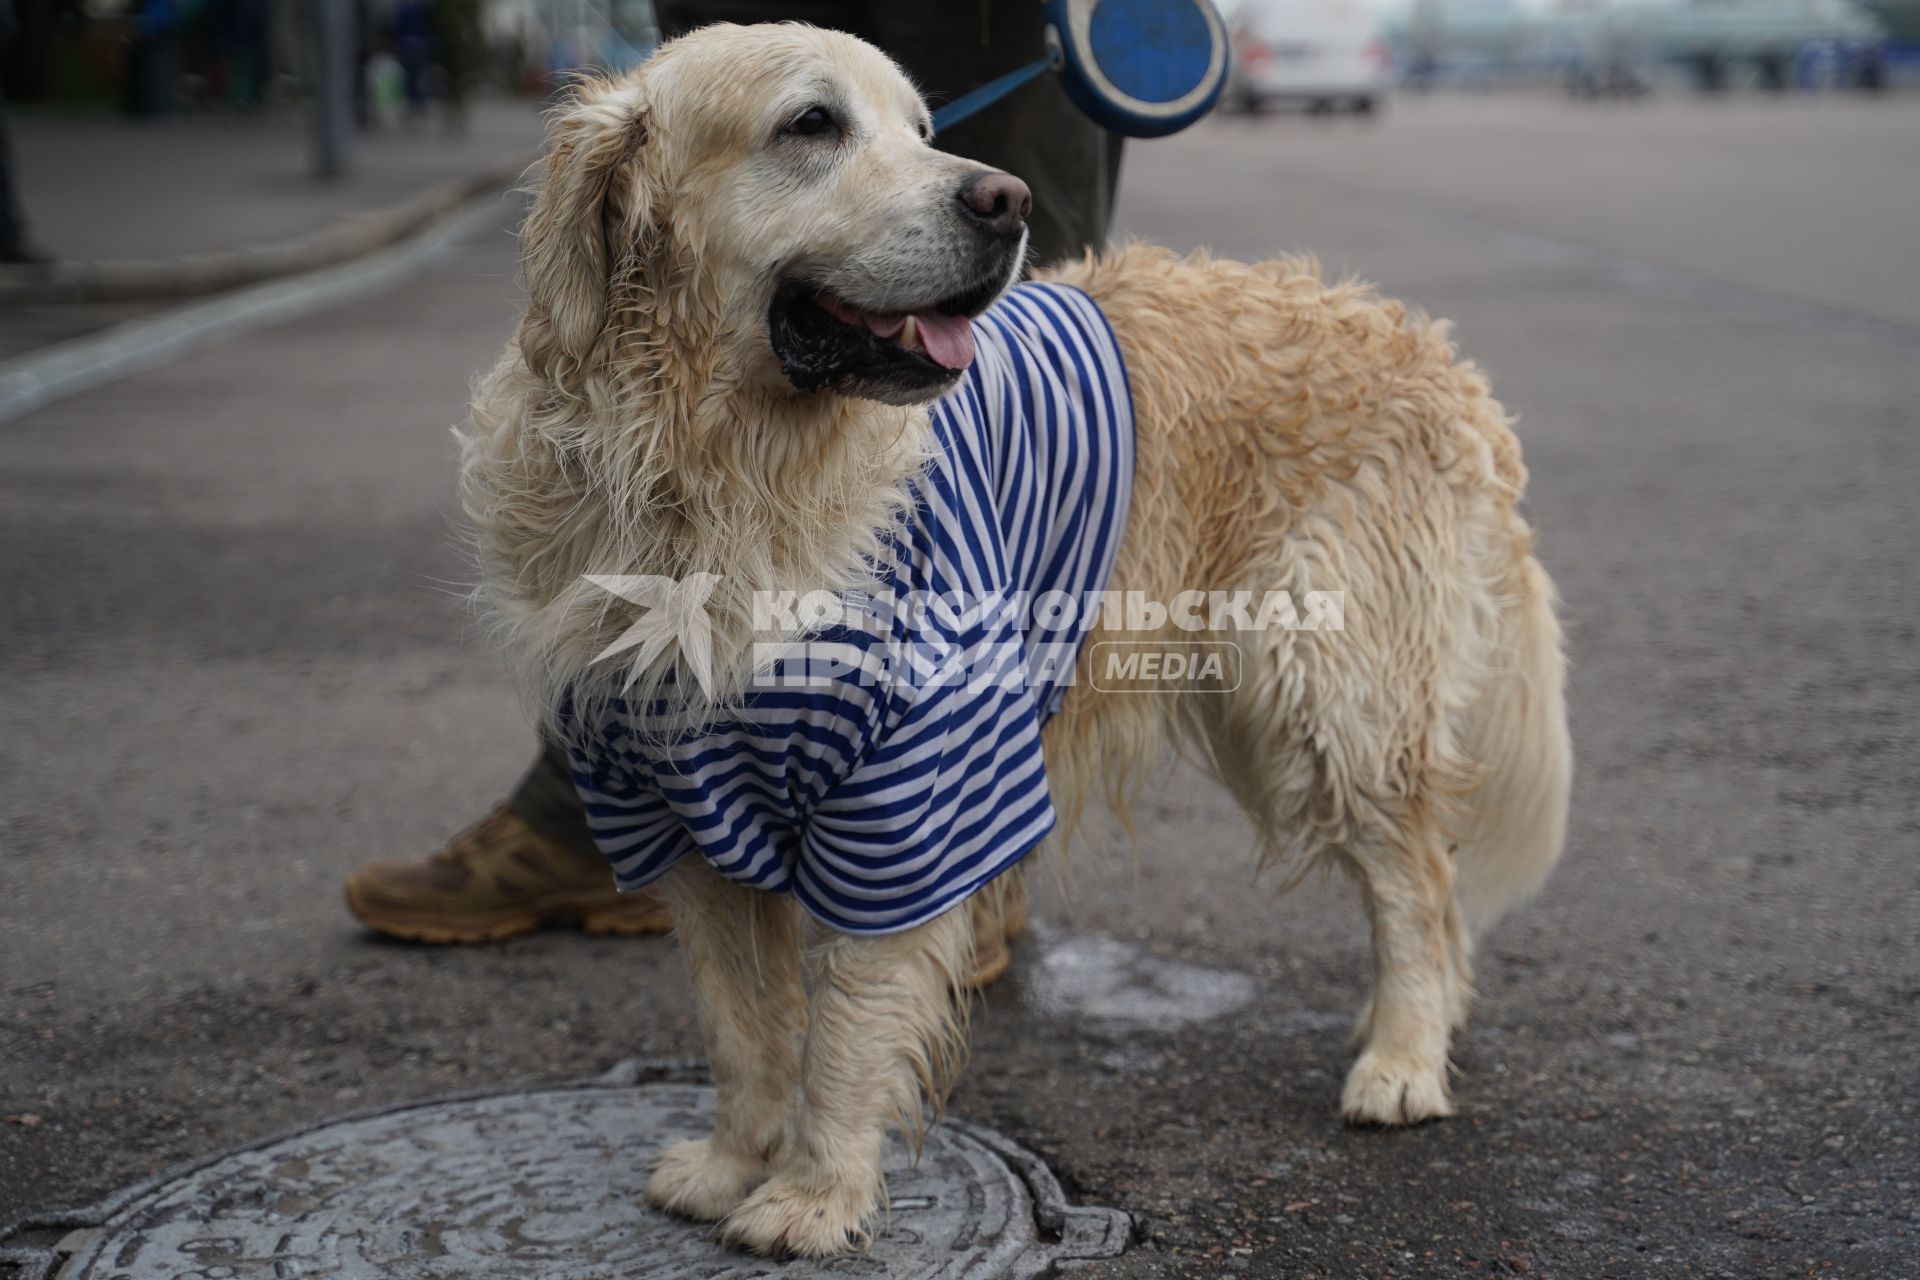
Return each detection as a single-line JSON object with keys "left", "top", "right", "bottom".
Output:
{"left": 567, "top": 283, "right": 1134, "bottom": 933}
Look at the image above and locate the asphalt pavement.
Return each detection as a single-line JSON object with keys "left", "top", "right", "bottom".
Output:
{"left": 2, "top": 95, "right": 1916, "bottom": 1278}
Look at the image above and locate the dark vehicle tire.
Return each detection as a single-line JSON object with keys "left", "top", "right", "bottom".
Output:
{"left": 1352, "top": 95, "right": 1377, "bottom": 115}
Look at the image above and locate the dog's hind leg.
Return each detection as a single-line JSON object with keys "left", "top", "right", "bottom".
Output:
{"left": 1338, "top": 811, "right": 1460, "bottom": 1126}
{"left": 1348, "top": 554, "right": 1569, "bottom": 1104}
{"left": 720, "top": 906, "right": 973, "bottom": 1259}
{"left": 645, "top": 859, "right": 806, "bottom": 1222}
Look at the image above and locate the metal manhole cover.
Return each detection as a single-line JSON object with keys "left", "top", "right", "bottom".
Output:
{"left": 1, "top": 1063, "right": 1127, "bottom": 1279}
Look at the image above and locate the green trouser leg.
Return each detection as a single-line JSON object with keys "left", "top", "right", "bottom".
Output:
{"left": 509, "top": 742, "right": 603, "bottom": 859}
{"left": 508, "top": 3, "right": 1124, "bottom": 859}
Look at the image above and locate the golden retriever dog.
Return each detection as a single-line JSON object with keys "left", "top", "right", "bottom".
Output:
{"left": 460, "top": 22, "right": 1571, "bottom": 1258}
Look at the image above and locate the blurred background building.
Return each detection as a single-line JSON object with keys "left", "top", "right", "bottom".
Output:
{"left": 0, "top": 0, "right": 659, "bottom": 117}
{"left": 5, "top": 0, "right": 1912, "bottom": 122}
{"left": 1216, "top": 0, "right": 1912, "bottom": 107}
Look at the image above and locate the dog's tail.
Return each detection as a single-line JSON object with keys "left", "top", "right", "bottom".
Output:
{"left": 1453, "top": 554, "right": 1572, "bottom": 933}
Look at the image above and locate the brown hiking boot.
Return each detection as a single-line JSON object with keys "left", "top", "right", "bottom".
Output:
{"left": 344, "top": 804, "right": 671, "bottom": 943}
{"left": 344, "top": 803, "right": 1028, "bottom": 984}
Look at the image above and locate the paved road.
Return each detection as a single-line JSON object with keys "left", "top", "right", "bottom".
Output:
{"left": 3, "top": 96, "right": 1916, "bottom": 1277}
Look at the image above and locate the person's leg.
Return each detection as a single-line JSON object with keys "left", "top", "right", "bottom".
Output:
{"left": 345, "top": 739, "right": 1025, "bottom": 976}
{"left": 508, "top": 740, "right": 600, "bottom": 855}
{"left": 343, "top": 745, "right": 671, "bottom": 943}
{"left": 349, "top": 12, "right": 1061, "bottom": 967}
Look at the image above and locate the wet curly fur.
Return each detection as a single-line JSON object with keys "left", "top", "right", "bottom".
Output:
{"left": 460, "top": 23, "right": 1572, "bottom": 1259}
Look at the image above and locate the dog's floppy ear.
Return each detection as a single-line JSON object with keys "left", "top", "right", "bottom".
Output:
{"left": 520, "top": 80, "right": 654, "bottom": 373}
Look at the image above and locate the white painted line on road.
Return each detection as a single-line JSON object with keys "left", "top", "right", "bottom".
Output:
{"left": 0, "top": 193, "right": 514, "bottom": 426}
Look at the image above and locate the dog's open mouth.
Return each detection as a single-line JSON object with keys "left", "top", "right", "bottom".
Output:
{"left": 815, "top": 295, "right": 978, "bottom": 371}
{"left": 767, "top": 274, "right": 1006, "bottom": 403}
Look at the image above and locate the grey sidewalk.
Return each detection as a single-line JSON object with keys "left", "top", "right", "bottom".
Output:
{"left": 1, "top": 100, "right": 545, "bottom": 359}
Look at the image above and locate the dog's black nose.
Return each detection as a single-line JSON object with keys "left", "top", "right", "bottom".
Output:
{"left": 957, "top": 171, "right": 1031, "bottom": 239}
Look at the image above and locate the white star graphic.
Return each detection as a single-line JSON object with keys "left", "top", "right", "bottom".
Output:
{"left": 585, "top": 572, "right": 723, "bottom": 698}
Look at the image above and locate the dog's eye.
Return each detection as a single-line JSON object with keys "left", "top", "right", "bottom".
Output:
{"left": 784, "top": 106, "right": 838, "bottom": 138}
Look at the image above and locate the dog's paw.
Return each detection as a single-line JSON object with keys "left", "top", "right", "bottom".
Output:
{"left": 718, "top": 1166, "right": 877, "bottom": 1259}
{"left": 1341, "top": 1050, "right": 1454, "bottom": 1126}
{"left": 645, "top": 1138, "right": 770, "bottom": 1222}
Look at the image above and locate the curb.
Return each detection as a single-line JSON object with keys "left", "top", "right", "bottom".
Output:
{"left": 0, "top": 166, "right": 524, "bottom": 305}
{"left": 0, "top": 185, "right": 516, "bottom": 425}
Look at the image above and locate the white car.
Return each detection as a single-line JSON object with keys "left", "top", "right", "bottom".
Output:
{"left": 1225, "top": 0, "right": 1391, "bottom": 114}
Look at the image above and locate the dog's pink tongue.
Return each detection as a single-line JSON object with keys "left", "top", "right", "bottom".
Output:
{"left": 914, "top": 311, "right": 975, "bottom": 371}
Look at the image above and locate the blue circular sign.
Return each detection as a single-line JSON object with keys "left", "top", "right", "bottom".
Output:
{"left": 1051, "top": 0, "right": 1228, "bottom": 138}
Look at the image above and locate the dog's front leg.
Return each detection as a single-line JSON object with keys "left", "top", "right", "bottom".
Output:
{"left": 719, "top": 907, "right": 973, "bottom": 1259}
{"left": 646, "top": 860, "right": 805, "bottom": 1221}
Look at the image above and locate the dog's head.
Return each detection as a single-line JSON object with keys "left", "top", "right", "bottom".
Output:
{"left": 519, "top": 23, "right": 1029, "bottom": 407}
